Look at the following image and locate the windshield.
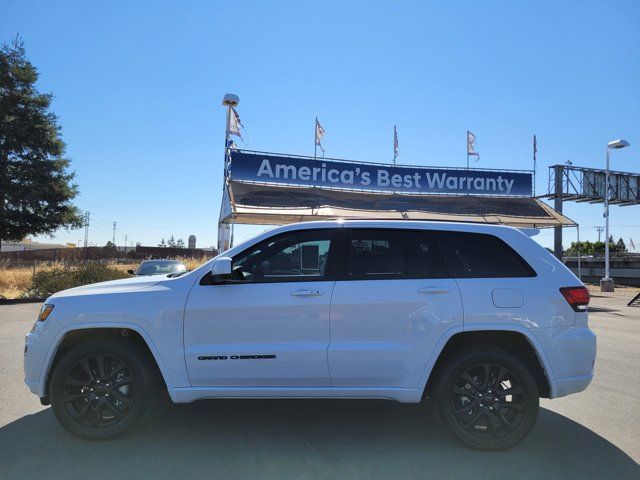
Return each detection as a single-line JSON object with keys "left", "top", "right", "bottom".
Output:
{"left": 137, "top": 261, "right": 186, "bottom": 276}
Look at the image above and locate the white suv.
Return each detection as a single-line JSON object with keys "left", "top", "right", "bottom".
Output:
{"left": 24, "top": 220, "right": 596, "bottom": 449}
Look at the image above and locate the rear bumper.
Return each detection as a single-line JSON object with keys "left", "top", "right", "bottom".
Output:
{"left": 551, "top": 373, "right": 593, "bottom": 398}
{"left": 541, "top": 325, "right": 596, "bottom": 398}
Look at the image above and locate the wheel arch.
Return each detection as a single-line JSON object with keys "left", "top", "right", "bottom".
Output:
{"left": 42, "top": 324, "right": 172, "bottom": 402}
{"left": 420, "top": 326, "right": 553, "bottom": 399}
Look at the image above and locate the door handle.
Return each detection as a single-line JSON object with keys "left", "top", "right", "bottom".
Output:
{"left": 290, "top": 289, "right": 323, "bottom": 297}
{"left": 417, "top": 287, "right": 450, "bottom": 294}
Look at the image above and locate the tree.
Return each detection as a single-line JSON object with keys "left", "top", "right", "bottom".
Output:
{"left": 167, "top": 235, "right": 176, "bottom": 247}
{"left": 0, "top": 37, "right": 82, "bottom": 251}
{"left": 158, "top": 238, "right": 166, "bottom": 248}
{"left": 616, "top": 237, "right": 626, "bottom": 253}
{"left": 104, "top": 240, "right": 116, "bottom": 248}
{"left": 565, "top": 240, "right": 616, "bottom": 257}
{"left": 176, "top": 238, "right": 185, "bottom": 248}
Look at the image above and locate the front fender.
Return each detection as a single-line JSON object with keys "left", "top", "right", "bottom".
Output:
{"left": 37, "top": 322, "right": 180, "bottom": 393}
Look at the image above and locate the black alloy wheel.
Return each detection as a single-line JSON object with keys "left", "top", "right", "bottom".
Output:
{"left": 435, "top": 346, "right": 539, "bottom": 450}
{"left": 50, "top": 338, "right": 158, "bottom": 439}
{"left": 61, "top": 354, "right": 135, "bottom": 428}
{"left": 451, "top": 363, "right": 526, "bottom": 438}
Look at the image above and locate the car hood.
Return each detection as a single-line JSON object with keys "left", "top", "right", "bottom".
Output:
{"left": 50, "top": 275, "right": 168, "bottom": 299}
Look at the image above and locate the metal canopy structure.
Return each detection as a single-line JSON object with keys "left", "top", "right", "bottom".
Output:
{"left": 222, "top": 181, "right": 574, "bottom": 228}
{"left": 217, "top": 150, "right": 575, "bottom": 251}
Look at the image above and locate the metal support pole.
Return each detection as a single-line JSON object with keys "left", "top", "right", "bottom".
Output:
{"left": 601, "top": 148, "right": 614, "bottom": 291}
{"left": 553, "top": 165, "right": 564, "bottom": 260}
{"left": 224, "top": 106, "right": 231, "bottom": 175}
{"left": 533, "top": 145, "right": 536, "bottom": 197}
{"left": 604, "top": 148, "right": 610, "bottom": 280}
{"left": 217, "top": 105, "right": 233, "bottom": 253}
{"left": 532, "top": 168, "right": 536, "bottom": 197}
{"left": 230, "top": 215, "right": 235, "bottom": 249}
{"left": 576, "top": 224, "right": 581, "bottom": 280}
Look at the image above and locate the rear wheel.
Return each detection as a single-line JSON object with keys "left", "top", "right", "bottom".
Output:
{"left": 435, "top": 346, "right": 539, "bottom": 450}
{"left": 50, "top": 338, "right": 157, "bottom": 439}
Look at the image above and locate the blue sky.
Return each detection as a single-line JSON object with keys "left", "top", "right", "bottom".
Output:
{"left": 2, "top": 0, "right": 639, "bottom": 250}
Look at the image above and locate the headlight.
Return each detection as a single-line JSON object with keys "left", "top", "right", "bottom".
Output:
{"left": 38, "top": 304, "right": 54, "bottom": 322}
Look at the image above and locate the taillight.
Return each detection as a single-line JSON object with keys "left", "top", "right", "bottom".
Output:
{"left": 559, "top": 286, "right": 590, "bottom": 312}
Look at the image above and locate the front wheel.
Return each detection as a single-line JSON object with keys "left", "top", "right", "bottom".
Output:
{"left": 434, "top": 346, "right": 539, "bottom": 450}
{"left": 50, "top": 338, "right": 157, "bottom": 439}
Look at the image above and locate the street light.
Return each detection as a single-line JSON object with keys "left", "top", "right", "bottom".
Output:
{"left": 218, "top": 94, "right": 240, "bottom": 254}
{"left": 222, "top": 93, "right": 239, "bottom": 107}
{"left": 601, "top": 139, "right": 630, "bottom": 292}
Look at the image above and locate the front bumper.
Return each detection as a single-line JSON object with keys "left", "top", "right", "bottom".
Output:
{"left": 24, "top": 331, "right": 49, "bottom": 398}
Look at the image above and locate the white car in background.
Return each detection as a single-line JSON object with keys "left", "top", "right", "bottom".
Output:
{"left": 24, "top": 220, "right": 595, "bottom": 449}
{"left": 127, "top": 259, "right": 187, "bottom": 277}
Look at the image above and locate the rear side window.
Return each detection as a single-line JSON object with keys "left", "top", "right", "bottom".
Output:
{"left": 345, "top": 229, "right": 449, "bottom": 280}
{"left": 433, "top": 231, "right": 536, "bottom": 278}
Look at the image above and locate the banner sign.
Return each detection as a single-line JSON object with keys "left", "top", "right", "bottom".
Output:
{"left": 581, "top": 169, "right": 640, "bottom": 203}
{"left": 230, "top": 151, "right": 533, "bottom": 197}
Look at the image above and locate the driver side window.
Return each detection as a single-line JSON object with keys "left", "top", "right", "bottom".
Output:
{"left": 231, "top": 229, "right": 334, "bottom": 283}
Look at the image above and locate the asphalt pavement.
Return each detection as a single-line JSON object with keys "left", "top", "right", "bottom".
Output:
{"left": 0, "top": 297, "right": 638, "bottom": 480}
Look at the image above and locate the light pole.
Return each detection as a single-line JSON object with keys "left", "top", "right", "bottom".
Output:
{"left": 601, "top": 139, "right": 630, "bottom": 292}
{"left": 217, "top": 93, "right": 239, "bottom": 253}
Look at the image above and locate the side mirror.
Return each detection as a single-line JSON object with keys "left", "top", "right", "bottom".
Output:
{"left": 127, "top": 269, "right": 135, "bottom": 275}
{"left": 210, "top": 256, "right": 232, "bottom": 279}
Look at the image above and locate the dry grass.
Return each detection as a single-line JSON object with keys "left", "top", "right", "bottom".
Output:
{"left": 0, "top": 268, "right": 33, "bottom": 299}
{"left": 0, "top": 257, "right": 211, "bottom": 299}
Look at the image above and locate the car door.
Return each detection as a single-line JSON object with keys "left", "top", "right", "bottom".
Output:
{"left": 328, "top": 228, "right": 463, "bottom": 388}
{"left": 184, "top": 228, "right": 338, "bottom": 386}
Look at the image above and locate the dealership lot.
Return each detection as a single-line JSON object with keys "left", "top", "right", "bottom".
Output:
{"left": 1, "top": 297, "right": 638, "bottom": 480}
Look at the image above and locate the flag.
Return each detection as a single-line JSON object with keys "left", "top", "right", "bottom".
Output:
{"left": 631, "top": 238, "right": 636, "bottom": 251}
{"left": 533, "top": 134, "right": 537, "bottom": 161}
{"left": 467, "top": 130, "right": 479, "bottom": 158}
{"left": 393, "top": 125, "right": 399, "bottom": 163}
{"left": 315, "top": 118, "right": 325, "bottom": 154}
{"left": 229, "top": 107, "right": 243, "bottom": 138}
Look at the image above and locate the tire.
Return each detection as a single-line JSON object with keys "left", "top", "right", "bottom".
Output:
{"left": 50, "top": 338, "right": 158, "bottom": 440}
{"left": 434, "top": 346, "right": 539, "bottom": 450}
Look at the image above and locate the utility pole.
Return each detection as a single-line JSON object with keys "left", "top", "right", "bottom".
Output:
{"left": 595, "top": 226, "right": 604, "bottom": 243}
{"left": 83, "top": 211, "right": 90, "bottom": 261}
{"left": 112, "top": 221, "right": 117, "bottom": 245}
{"left": 124, "top": 234, "right": 128, "bottom": 256}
